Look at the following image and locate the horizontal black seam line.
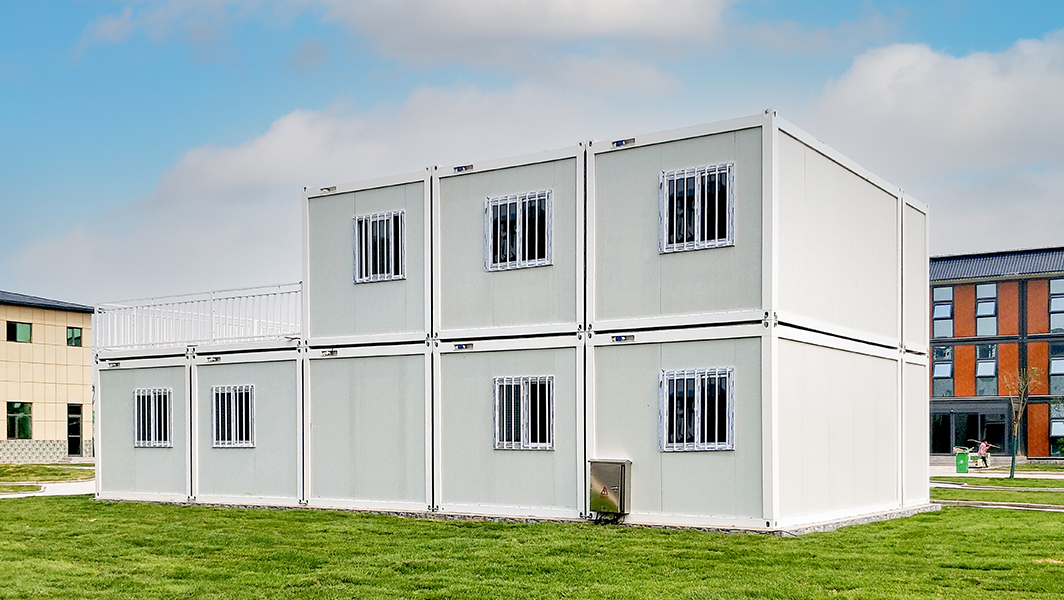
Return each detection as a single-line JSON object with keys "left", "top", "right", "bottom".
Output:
{"left": 438, "top": 330, "right": 578, "bottom": 344}
{"left": 775, "top": 320, "right": 901, "bottom": 352}
{"left": 590, "top": 320, "right": 763, "bottom": 336}
{"left": 307, "top": 338, "right": 429, "bottom": 351}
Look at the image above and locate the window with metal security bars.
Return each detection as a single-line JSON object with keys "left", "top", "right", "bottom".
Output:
{"left": 133, "top": 388, "right": 172, "bottom": 448}
{"left": 212, "top": 385, "right": 254, "bottom": 448}
{"left": 659, "top": 163, "right": 734, "bottom": 253}
{"left": 484, "top": 190, "right": 552, "bottom": 271}
{"left": 353, "top": 210, "right": 405, "bottom": 283}
{"left": 659, "top": 368, "right": 734, "bottom": 452}
{"left": 493, "top": 376, "right": 554, "bottom": 450}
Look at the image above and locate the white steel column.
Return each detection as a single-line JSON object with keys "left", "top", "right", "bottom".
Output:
{"left": 760, "top": 109, "right": 781, "bottom": 527}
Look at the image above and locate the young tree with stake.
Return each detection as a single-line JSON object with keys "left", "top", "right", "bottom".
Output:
{"left": 1002, "top": 367, "right": 1043, "bottom": 479}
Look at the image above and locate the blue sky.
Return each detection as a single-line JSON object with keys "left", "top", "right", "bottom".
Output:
{"left": 2, "top": 1, "right": 1064, "bottom": 304}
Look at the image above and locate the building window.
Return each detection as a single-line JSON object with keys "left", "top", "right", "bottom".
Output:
{"left": 353, "top": 210, "right": 405, "bottom": 283}
{"left": 659, "top": 368, "right": 734, "bottom": 452}
{"left": 976, "top": 344, "right": 997, "bottom": 396}
{"left": 975, "top": 283, "right": 997, "bottom": 336}
{"left": 212, "top": 385, "right": 254, "bottom": 448}
{"left": 1050, "top": 279, "right": 1064, "bottom": 333}
{"left": 5, "top": 321, "right": 31, "bottom": 343}
{"left": 66, "top": 327, "right": 83, "bottom": 347}
{"left": 932, "top": 287, "right": 953, "bottom": 338}
{"left": 659, "top": 163, "right": 734, "bottom": 254}
{"left": 1050, "top": 342, "right": 1064, "bottom": 395}
{"left": 484, "top": 190, "right": 552, "bottom": 271}
{"left": 6, "top": 402, "right": 31, "bottom": 439}
{"left": 133, "top": 388, "right": 172, "bottom": 448}
{"left": 932, "top": 346, "right": 954, "bottom": 397}
{"left": 493, "top": 376, "right": 554, "bottom": 450}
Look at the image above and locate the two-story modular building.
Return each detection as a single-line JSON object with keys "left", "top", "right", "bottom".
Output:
{"left": 95, "top": 111, "right": 932, "bottom": 531}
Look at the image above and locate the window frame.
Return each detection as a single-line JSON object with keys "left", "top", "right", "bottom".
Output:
{"left": 1050, "top": 278, "right": 1064, "bottom": 333}
{"left": 6, "top": 402, "right": 31, "bottom": 440}
{"left": 133, "top": 388, "right": 173, "bottom": 448}
{"left": 66, "top": 326, "right": 83, "bottom": 347}
{"left": 6, "top": 321, "right": 31, "bottom": 343}
{"left": 932, "top": 287, "right": 954, "bottom": 339}
{"left": 483, "top": 189, "right": 553, "bottom": 272}
{"left": 659, "top": 162, "right": 735, "bottom": 254}
{"left": 659, "top": 367, "right": 734, "bottom": 452}
{"left": 975, "top": 283, "right": 997, "bottom": 336}
{"left": 975, "top": 344, "right": 997, "bottom": 396}
{"left": 932, "top": 346, "right": 954, "bottom": 397}
{"left": 211, "top": 385, "right": 255, "bottom": 448}
{"left": 353, "top": 210, "right": 406, "bottom": 284}
{"left": 493, "top": 375, "right": 554, "bottom": 451}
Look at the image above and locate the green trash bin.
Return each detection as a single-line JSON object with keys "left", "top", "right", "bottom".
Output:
{"left": 955, "top": 450, "right": 969, "bottom": 473}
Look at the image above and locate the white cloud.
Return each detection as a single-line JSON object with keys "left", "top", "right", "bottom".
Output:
{"left": 6, "top": 84, "right": 663, "bottom": 303}
{"left": 807, "top": 30, "right": 1064, "bottom": 180}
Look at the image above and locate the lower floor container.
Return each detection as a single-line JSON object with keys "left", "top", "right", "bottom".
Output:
{"left": 96, "top": 325, "right": 931, "bottom": 532}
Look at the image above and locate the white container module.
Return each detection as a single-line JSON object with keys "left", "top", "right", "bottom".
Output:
{"left": 191, "top": 350, "right": 302, "bottom": 506}
{"left": 306, "top": 343, "right": 431, "bottom": 512}
{"left": 97, "top": 356, "right": 190, "bottom": 502}
{"left": 433, "top": 147, "right": 584, "bottom": 340}
{"left": 434, "top": 335, "right": 583, "bottom": 518}
{"left": 305, "top": 171, "right": 431, "bottom": 346}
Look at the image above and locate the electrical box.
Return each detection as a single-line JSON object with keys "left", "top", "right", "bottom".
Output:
{"left": 589, "top": 459, "right": 631, "bottom": 516}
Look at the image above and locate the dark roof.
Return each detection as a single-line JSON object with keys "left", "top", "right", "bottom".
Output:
{"left": 930, "top": 246, "right": 1064, "bottom": 282}
{"left": 0, "top": 290, "right": 94, "bottom": 314}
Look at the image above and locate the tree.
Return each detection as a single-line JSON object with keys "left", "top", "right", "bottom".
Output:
{"left": 1001, "top": 367, "right": 1043, "bottom": 479}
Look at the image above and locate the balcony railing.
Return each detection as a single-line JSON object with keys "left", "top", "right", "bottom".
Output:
{"left": 94, "top": 283, "right": 302, "bottom": 352}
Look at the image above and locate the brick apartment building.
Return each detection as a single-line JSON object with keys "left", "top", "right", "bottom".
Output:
{"left": 930, "top": 247, "right": 1064, "bottom": 458}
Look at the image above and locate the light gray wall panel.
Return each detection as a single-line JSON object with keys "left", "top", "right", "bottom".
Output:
{"left": 308, "top": 181, "right": 426, "bottom": 339}
{"left": 593, "top": 129, "right": 763, "bottom": 323}
{"left": 440, "top": 347, "right": 578, "bottom": 509}
{"left": 196, "top": 360, "right": 299, "bottom": 500}
{"left": 99, "top": 366, "right": 187, "bottom": 496}
{"left": 777, "top": 133, "right": 899, "bottom": 340}
{"left": 903, "top": 205, "right": 928, "bottom": 349}
{"left": 439, "top": 159, "right": 578, "bottom": 331}
{"left": 903, "top": 361, "right": 929, "bottom": 504}
{"left": 776, "top": 339, "right": 899, "bottom": 519}
{"left": 593, "top": 338, "right": 763, "bottom": 518}
{"left": 309, "top": 353, "right": 426, "bottom": 503}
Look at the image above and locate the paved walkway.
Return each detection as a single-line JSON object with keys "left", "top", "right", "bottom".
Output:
{"left": 0, "top": 480, "right": 94, "bottom": 498}
{"left": 930, "top": 465, "right": 1064, "bottom": 479}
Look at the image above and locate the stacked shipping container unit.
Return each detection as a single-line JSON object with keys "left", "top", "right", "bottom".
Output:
{"left": 96, "top": 111, "right": 932, "bottom": 531}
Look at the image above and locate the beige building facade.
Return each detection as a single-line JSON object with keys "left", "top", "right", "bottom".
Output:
{"left": 1, "top": 291, "right": 93, "bottom": 463}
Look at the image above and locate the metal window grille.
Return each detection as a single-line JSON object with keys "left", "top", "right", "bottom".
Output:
{"left": 484, "top": 190, "right": 553, "bottom": 271}
{"left": 659, "top": 368, "right": 734, "bottom": 452}
{"left": 212, "top": 385, "right": 255, "bottom": 448}
{"left": 354, "top": 210, "right": 406, "bottom": 283}
{"left": 659, "top": 163, "right": 734, "bottom": 254}
{"left": 133, "top": 388, "right": 172, "bottom": 448}
{"left": 493, "top": 375, "right": 554, "bottom": 450}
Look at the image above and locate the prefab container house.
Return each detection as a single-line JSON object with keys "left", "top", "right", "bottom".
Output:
{"left": 95, "top": 110, "right": 931, "bottom": 532}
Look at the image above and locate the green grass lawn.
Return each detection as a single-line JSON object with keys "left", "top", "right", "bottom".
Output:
{"left": 0, "top": 484, "right": 39, "bottom": 494}
{"left": 0, "top": 464, "right": 94, "bottom": 483}
{"left": 932, "top": 477, "right": 1064, "bottom": 489}
{"left": 989, "top": 463, "right": 1064, "bottom": 472}
{"left": 0, "top": 497, "right": 1062, "bottom": 598}
{"left": 931, "top": 488, "right": 1064, "bottom": 506}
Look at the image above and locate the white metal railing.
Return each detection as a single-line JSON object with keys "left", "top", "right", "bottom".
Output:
{"left": 94, "top": 283, "right": 302, "bottom": 351}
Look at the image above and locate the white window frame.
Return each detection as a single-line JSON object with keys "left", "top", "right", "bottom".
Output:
{"left": 133, "top": 388, "right": 173, "bottom": 448}
{"left": 932, "top": 286, "right": 954, "bottom": 339}
{"left": 932, "top": 363, "right": 953, "bottom": 379}
{"left": 211, "top": 385, "right": 255, "bottom": 448}
{"left": 353, "top": 210, "right": 406, "bottom": 283}
{"left": 484, "top": 189, "right": 553, "bottom": 271}
{"left": 659, "top": 368, "right": 734, "bottom": 452}
{"left": 659, "top": 162, "right": 735, "bottom": 254}
{"left": 1051, "top": 279, "right": 1064, "bottom": 332}
{"left": 493, "top": 375, "right": 554, "bottom": 450}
